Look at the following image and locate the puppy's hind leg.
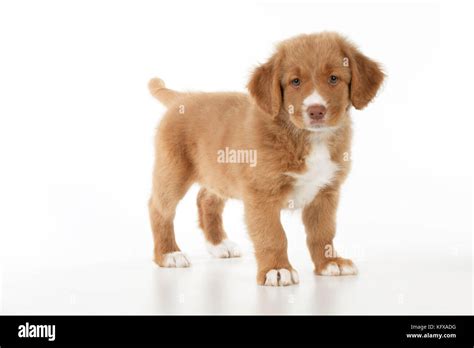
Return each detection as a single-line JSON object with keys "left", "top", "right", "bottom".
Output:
{"left": 197, "top": 188, "right": 241, "bottom": 258}
{"left": 149, "top": 154, "right": 193, "bottom": 268}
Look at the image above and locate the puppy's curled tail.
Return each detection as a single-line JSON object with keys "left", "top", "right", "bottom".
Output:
{"left": 148, "top": 78, "right": 180, "bottom": 107}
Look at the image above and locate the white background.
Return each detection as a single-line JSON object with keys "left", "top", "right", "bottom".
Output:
{"left": 0, "top": 0, "right": 472, "bottom": 314}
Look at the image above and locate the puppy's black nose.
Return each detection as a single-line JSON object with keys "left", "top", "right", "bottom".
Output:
{"left": 307, "top": 104, "right": 327, "bottom": 120}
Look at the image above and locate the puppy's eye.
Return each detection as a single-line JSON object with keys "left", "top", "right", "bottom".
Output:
{"left": 328, "top": 75, "right": 339, "bottom": 85}
{"left": 291, "top": 78, "right": 301, "bottom": 87}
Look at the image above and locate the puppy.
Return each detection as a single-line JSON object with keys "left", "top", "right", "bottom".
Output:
{"left": 148, "top": 32, "right": 384, "bottom": 286}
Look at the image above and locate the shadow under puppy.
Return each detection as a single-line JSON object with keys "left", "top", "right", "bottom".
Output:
{"left": 148, "top": 32, "right": 384, "bottom": 286}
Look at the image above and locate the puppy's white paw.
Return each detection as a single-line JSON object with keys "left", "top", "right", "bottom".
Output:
{"left": 317, "top": 258, "right": 357, "bottom": 276}
{"left": 206, "top": 239, "right": 241, "bottom": 258}
{"left": 264, "top": 268, "right": 299, "bottom": 286}
{"left": 162, "top": 251, "right": 191, "bottom": 268}
{"left": 340, "top": 263, "right": 358, "bottom": 275}
{"left": 320, "top": 262, "right": 341, "bottom": 276}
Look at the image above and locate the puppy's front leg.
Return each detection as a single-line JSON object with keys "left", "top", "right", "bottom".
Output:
{"left": 244, "top": 200, "right": 299, "bottom": 286}
{"left": 302, "top": 186, "right": 358, "bottom": 276}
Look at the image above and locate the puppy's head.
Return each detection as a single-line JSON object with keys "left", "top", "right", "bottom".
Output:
{"left": 248, "top": 32, "right": 385, "bottom": 132}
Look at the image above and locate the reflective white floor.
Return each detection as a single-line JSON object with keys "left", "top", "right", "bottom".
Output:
{"left": 1, "top": 246, "right": 471, "bottom": 315}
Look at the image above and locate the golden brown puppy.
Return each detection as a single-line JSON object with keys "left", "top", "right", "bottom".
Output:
{"left": 148, "top": 32, "right": 384, "bottom": 286}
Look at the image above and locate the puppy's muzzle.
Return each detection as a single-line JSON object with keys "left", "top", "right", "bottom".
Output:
{"left": 307, "top": 104, "right": 327, "bottom": 123}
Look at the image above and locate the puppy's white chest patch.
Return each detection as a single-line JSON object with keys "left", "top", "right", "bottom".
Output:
{"left": 287, "top": 140, "right": 338, "bottom": 209}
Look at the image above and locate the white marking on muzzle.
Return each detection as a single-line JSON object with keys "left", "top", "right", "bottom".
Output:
{"left": 302, "top": 90, "right": 330, "bottom": 131}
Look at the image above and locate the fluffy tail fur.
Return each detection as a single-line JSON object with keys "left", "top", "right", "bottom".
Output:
{"left": 148, "top": 78, "right": 181, "bottom": 107}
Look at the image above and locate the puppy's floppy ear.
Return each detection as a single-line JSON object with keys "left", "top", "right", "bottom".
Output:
{"left": 344, "top": 43, "right": 385, "bottom": 110}
{"left": 247, "top": 54, "right": 282, "bottom": 117}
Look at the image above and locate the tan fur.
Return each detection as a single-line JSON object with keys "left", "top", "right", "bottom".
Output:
{"left": 148, "top": 32, "right": 384, "bottom": 285}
